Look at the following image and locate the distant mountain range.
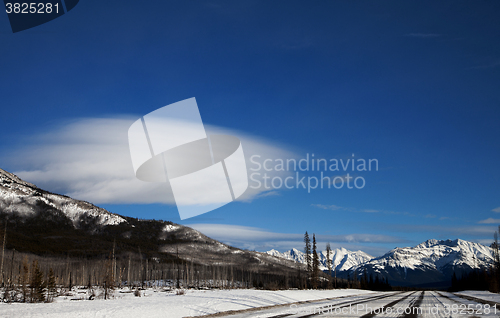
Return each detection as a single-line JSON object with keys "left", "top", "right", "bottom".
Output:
{"left": 266, "top": 247, "right": 373, "bottom": 272}
{"left": 1, "top": 167, "right": 496, "bottom": 288}
{"left": 352, "top": 238, "right": 496, "bottom": 288}
{"left": 268, "top": 238, "right": 496, "bottom": 288}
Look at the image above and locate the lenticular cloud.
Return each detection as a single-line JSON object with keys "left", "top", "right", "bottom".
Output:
{"left": 128, "top": 98, "right": 249, "bottom": 219}
{"left": 7, "top": 108, "right": 295, "bottom": 213}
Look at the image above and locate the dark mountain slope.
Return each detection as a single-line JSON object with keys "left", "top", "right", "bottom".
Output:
{"left": 0, "top": 168, "right": 302, "bottom": 275}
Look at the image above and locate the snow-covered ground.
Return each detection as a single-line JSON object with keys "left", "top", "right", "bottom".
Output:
{"left": 0, "top": 288, "right": 374, "bottom": 318}
{"left": 455, "top": 290, "right": 500, "bottom": 303}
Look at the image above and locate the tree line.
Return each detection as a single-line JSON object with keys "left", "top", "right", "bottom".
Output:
{"left": 0, "top": 247, "right": 312, "bottom": 302}
{"left": 0, "top": 222, "right": 322, "bottom": 302}
{"left": 0, "top": 223, "right": 396, "bottom": 303}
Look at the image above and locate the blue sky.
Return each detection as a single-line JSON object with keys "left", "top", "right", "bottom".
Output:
{"left": 1, "top": 1, "right": 499, "bottom": 256}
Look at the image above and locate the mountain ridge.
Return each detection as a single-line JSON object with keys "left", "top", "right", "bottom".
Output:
{"left": 0, "top": 167, "right": 303, "bottom": 275}
{"left": 350, "top": 238, "right": 496, "bottom": 287}
{"left": 1, "top": 167, "right": 496, "bottom": 288}
{"left": 267, "top": 238, "right": 496, "bottom": 288}
{"left": 266, "top": 247, "right": 373, "bottom": 272}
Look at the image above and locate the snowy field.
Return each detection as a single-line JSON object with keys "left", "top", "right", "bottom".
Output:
{"left": 455, "top": 290, "right": 500, "bottom": 303}
{"left": 0, "top": 288, "right": 374, "bottom": 318}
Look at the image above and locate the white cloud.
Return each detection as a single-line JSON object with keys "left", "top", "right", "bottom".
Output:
{"left": 361, "top": 209, "right": 379, "bottom": 213}
{"left": 492, "top": 207, "right": 500, "bottom": 213}
{"left": 311, "top": 204, "right": 381, "bottom": 214}
{"left": 478, "top": 218, "right": 500, "bottom": 224}
{"left": 187, "top": 223, "right": 406, "bottom": 255}
{"left": 5, "top": 117, "right": 297, "bottom": 205}
{"left": 387, "top": 224, "right": 497, "bottom": 237}
{"left": 188, "top": 224, "right": 301, "bottom": 242}
{"left": 311, "top": 204, "right": 343, "bottom": 211}
{"left": 475, "top": 239, "right": 496, "bottom": 246}
{"left": 254, "top": 191, "right": 280, "bottom": 198}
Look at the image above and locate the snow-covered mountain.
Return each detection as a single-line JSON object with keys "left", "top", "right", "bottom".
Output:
{"left": 267, "top": 239, "right": 496, "bottom": 288}
{"left": 0, "top": 167, "right": 303, "bottom": 274}
{"left": 3, "top": 167, "right": 496, "bottom": 288}
{"left": 0, "top": 168, "right": 126, "bottom": 229}
{"left": 351, "top": 239, "right": 496, "bottom": 288}
{"left": 266, "top": 247, "right": 373, "bottom": 272}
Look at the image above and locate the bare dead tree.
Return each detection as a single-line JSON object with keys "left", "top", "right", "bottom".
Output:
{"left": 127, "top": 254, "right": 131, "bottom": 289}
{"left": 0, "top": 222, "right": 6, "bottom": 287}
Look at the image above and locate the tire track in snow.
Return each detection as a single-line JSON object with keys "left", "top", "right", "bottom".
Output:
{"left": 401, "top": 291, "right": 424, "bottom": 318}
{"left": 193, "top": 292, "right": 401, "bottom": 318}
{"left": 359, "top": 291, "right": 419, "bottom": 318}
{"left": 294, "top": 292, "right": 405, "bottom": 318}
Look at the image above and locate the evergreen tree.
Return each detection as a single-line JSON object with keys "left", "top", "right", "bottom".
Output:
{"left": 312, "top": 234, "right": 319, "bottom": 289}
{"left": 102, "top": 255, "right": 115, "bottom": 300}
{"left": 304, "top": 232, "right": 311, "bottom": 281}
{"left": 30, "top": 260, "right": 45, "bottom": 303}
{"left": 21, "top": 256, "right": 29, "bottom": 302}
{"left": 46, "top": 268, "right": 56, "bottom": 302}
{"left": 326, "top": 242, "right": 332, "bottom": 289}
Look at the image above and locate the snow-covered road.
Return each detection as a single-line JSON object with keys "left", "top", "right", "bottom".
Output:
{"left": 218, "top": 290, "right": 500, "bottom": 318}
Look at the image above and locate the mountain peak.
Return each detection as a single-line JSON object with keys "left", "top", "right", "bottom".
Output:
{"left": 0, "top": 167, "right": 37, "bottom": 189}
{"left": 353, "top": 238, "right": 495, "bottom": 287}
{"left": 0, "top": 166, "right": 126, "bottom": 228}
{"left": 266, "top": 247, "right": 373, "bottom": 272}
{"left": 416, "top": 238, "right": 477, "bottom": 249}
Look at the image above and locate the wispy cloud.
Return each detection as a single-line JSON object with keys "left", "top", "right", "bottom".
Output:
{"left": 187, "top": 223, "right": 406, "bottom": 256}
{"left": 405, "top": 33, "right": 442, "bottom": 38}
{"left": 255, "top": 191, "right": 280, "bottom": 198}
{"left": 475, "top": 239, "right": 496, "bottom": 246}
{"left": 478, "top": 218, "right": 500, "bottom": 224}
{"left": 311, "top": 204, "right": 413, "bottom": 216}
{"left": 311, "top": 204, "right": 343, "bottom": 211}
{"left": 492, "top": 207, "right": 500, "bottom": 213}
{"left": 361, "top": 209, "right": 379, "bottom": 213}
{"left": 383, "top": 224, "right": 497, "bottom": 237}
